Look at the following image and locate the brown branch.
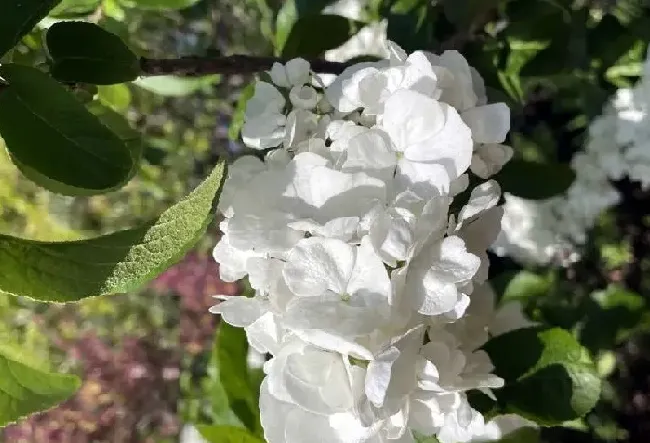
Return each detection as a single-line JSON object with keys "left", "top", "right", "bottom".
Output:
{"left": 139, "top": 54, "right": 351, "bottom": 77}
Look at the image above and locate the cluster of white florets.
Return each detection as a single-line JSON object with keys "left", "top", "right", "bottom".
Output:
{"left": 211, "top": 42, "right": 535, "bottom": 443}
{"left": 495, "top": 48, "right": 650, "bottom": 266}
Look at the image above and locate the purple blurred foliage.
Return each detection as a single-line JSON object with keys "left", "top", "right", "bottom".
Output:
{"left": 3, "top": 245, "right": 239, "bottom": 442}
{"left": 150, "top": 250, "right": 240, "bottom": 354}
{"left": 4, "top": 333, "right": 180, "bottom": 443}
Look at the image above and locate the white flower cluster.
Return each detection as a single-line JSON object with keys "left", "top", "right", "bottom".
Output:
{"left": 212, "top": 43, "right": 535, "bottom": 443}
{"left": 494, "top": 48, "right": 650, "bottom": 266}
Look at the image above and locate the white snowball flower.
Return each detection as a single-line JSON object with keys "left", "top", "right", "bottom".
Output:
{"left": 212, "top": 40, "right": 519, "bottom": 443}
{"left": 379, "top": 89, "right": 473, "bottom": 196}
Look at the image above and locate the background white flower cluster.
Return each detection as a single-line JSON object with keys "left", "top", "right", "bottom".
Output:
{"left": 211, "top": 42, "right": 535, "bottom": 443}
{"left": 494, "top": 48, "right": 650, "bottom": 266}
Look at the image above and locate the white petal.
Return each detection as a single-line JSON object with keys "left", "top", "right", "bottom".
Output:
{"left": 348, "top": 236, "right": 392, "bottom": 299}
{"left": 470, "top": 143, "right": 513, "bottom": 179}
{"left": 283, "top": 237, "right": 355, "bottom": 297}
{"left": 461, "top": 103, "right": 510, "bottom": 144}
{"left": 458, "top": 180, "right": 501, "bottom": 226}
{"left": 283, "top": 293, "right": 383, "bottom": 337}
{"left": 430, "top": 236, "right": 481, "bottom": 283}
{"left": 209, "top": 296, "right": 266, "bottom": 327}
{"left": 212, "top": 234, "right": 254, "bottom": 282}
{"left": 246, "top": 312, "right": 282, "bottom": 355}
{"left": 245, "top": 81, "right": 285, "bottom": 118}
{"left": 286, "top": 58, "right": 311, "bottom": 86}
{"left": 342, "top": 129, "right": 397, "bottom": 175}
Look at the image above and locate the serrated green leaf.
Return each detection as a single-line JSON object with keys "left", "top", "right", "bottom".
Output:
{"left": 484, "top": 327, "right": 601, "bottom": 425}
{"left": 118, "top": 0, "right": 201, "bottom": 10}
{"left": 0, "top": 162, "right": 226, "bottom": 302}
{"left": 0, "top": 344, "right": 80, "bottom": 426}
{"left": 218, "top": 322, "right": 262, "bottom": 435}
{"left": 0, "top": 64, "right": 135, "bottom": 196}
{"left": 197, "top": 425, "right": 264, "bottom": 443}
{"left": 0, "top": 0, "right": 61, "bottom": 57}
{"left": 45, "top": 21, "right": 139, "bottom": 85}
{"left": 281, "top": 14, "right": 364, "bottom": 58}
{"left": 495, "top": 160, "right": 576, "bottom": 200}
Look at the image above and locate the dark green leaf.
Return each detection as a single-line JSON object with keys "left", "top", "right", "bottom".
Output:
{"left": 118, "top": 0, "right": 201, "bottom": 10}
{"left": 0, "top": 341, "right": 80, "bottom": 426}
{"left": 45, "top": 21, "right": 139, "bottom": 85}
{"left": 442, "top": 0, "right": 498, "bottom": 28}
{"left": 197, "top": 425, "right": 264, "bottom": 443}
{"left": 385, "top": 1, "right": 437, "bottom": 53}
{"left": 580, "top": 286, "right": 646, "bottom": 353}
{"left": 484, "top": 327, "right": 601, "bottom": 425}
{"left": 218, "top": 322, "right": 262, "bottom": 435}
{"left": 295, "top": 0, "right": 337, "bottom": 16}
{"left": 0, "top": 64, "right": 135, "bottom": 195}
{"left": 0, "top": 162, "right": 226, "bottom": 302}
{"left": 0, "top": 0, "right": 61, "bottom": 57}
{"left": 495, "top": 159, "right": 576, "bottom": 200}
{"left": 281, "top": 14, "right": 363, "bottom": 58}
{"left": 497, "top": 426, "right": 540, "bottom": 443}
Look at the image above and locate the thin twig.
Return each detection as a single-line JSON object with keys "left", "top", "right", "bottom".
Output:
{"left": 139, "top": 54, "right": 351, "bottom": 77}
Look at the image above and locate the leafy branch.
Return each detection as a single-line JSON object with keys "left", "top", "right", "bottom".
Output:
{"left": 139, "top": 54, "right": 351, "bottom": 77}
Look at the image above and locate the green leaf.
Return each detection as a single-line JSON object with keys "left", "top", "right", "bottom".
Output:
{"left": 442, "top": 0, "right": 498, "bottom": 28}
{"left": 483, "top": 327, "right": 601, "bottom": 425}
{"left": 0, "top": 162, "right": 226, "bottom": 302}
{"left": 495, "top": 159, "right": 576, "bottom": 200}
{"left": 281, "top": 14, "right": 363, "bottom": 58}
{"left": 49, "top": 0, "right": 101, "bottom": 17}
{"left": 0, "top": 64, "right": 135, "bottom": 196}
{"left": 0, "top": 0, "right": 61, "bottom": 57}
{"left": 501, "top": 271, "right": 552, "bottom": 304}
{"left": 385, "top": 1, "right": 436, "bottom": 53}
{"left": 229, "top": 82, "right": 256, "bottom": 141}
{"left": 497, "top": 426, "right": 541, "bottom": 443}
{"left": 206, "top": 329, "right": 246, "bottom": 427}
{"left": 133, "top": 75, "right": 220, "bottom": 97}
{"left": 45, "top": 21, "right": 139, "bottom": 85}
{"left": 98, "top": 84, "right": 132, "bottom": 113}
{"left": 218, "top": 322, "right": 262, "bottom": 435}
{"left": 0, "top": 343, "right": 80, "bottom": 426}
{"left": 274, "top": 0, "right": 297, "bottom": 54}
{"left": 580, "top": 286, "right": 646, "bottom": 353}
{"left": 197, "top": 425, "right": 264, "bottom": 443}
{"left": 118, "top": 0, "right": 201, "bottom": 10}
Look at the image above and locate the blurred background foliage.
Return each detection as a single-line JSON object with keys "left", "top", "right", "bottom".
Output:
{"left": 1, "top": 0, "right": 650, "bottom": 442}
